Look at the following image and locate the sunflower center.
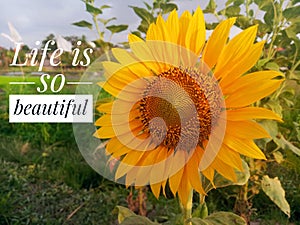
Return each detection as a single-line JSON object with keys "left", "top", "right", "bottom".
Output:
{"left": 139, "top": 67, "right": 222, "bottom": 150}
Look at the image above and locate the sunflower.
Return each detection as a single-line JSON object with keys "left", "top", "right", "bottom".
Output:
{"left": 94, "top": 8, "right": 284, "bottom": 206}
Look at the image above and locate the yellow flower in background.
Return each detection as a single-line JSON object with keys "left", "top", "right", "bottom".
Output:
{"left": 94, "top": 7, "right": 284, "bottom": 206}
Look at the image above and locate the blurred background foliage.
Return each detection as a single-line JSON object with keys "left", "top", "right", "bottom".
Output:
{"left": 0, "top": 0, "right": 299, "bottom": 224}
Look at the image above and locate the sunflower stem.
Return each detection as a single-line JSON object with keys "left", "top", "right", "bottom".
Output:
{"left": 197, "top": 194, "right": 208, "bottom": 219}
{"left": 181, "top": 190, "right": 193, "bottom": 225}
{"left": 199, "top": 194, "right": 205, "bottom": 205}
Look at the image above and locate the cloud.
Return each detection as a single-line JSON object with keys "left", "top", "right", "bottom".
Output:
{"left": 0, "top": 0, "right": 207, "bottom": 49}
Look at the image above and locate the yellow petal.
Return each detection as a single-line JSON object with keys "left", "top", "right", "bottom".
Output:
{"left": 169, "top": 167, "right": 184, "bottom": 196}
{"left": 106, "top": 137, "right": 130, "bottom": 155}
{"left": 96, "top": 102, "right": 113, "bottom": 114}
{"left": 220, "top": 41, "right": 265, "bottom": 89}
{"left": 202, "top": 17, "right": 236, "bottom": 69}
{"left": 128, "top": 41, "right": 161, "bottom": 74}
{"left": 150, "top": 146, "right": 168, "bottom": 185}
{"left": 136, "top": 149, "right": 157, "bottom": 166}
{"left": 186, "top": 151, "right": 205, "bottom": 194}
{"left": 223, "top": 136, "right": 266, "bottom": 160}
{"left": 102, "top": 61, "right": 123, "bottom": 79}
{"left": 226, "top": 120, "right": 270, "bottom": 139}
{"left": 102, "top": 62, "right": 139, "bottom": 86}
{"left": 94, "top": 121, "right": 142, "bottom": 139}
{"left": 98, "top": 108, "right": 140, "bottom": 126}
{"left": 128, "top": 33, "right": 143, "bottom": 43}
{"left": 150, "top": 182, "right": 162, "bottom": 199}
{"left": 217, "top": 144, "right": 243, "bottom": 171}
{"left": 113, "top": 119, "right": 143, "bottom": 135}
{"left": 125, "top": 165, "right": 138, "bottom": 186}
{"left": 94, "top": 126, "right": 115, "bottom": 139}
{"left": 95, "top": 114, "right": 112, "bottom": 127}
{"left": 115, "top": 150, "right": 145, "bottom": 179}
{"left": 178, "top": 10, "right": 192, "bottom": 47}
{"left": 177, "top": 169, "right": 192, "bottom": 206}
{"left": 110, "top": 146, "right": 132, "bottom": 159}
{"left": 160, "top": 148, "right": 174, "bottom": 196}
{"left": 166, "top": 10, "right": 179, "bottom": 43}
{"left": 146, "top": 23, "right": 160, "bottom": 41}
{"left": 135, "top": 150, "right": 160, "bottom": 186}
{"left": 185, "top": 7, "right": 205, "bottom": 55}
{"left": 112, "top": 48, "right": 138, "bottom": 64}
{"left": 226, "top": 107, "right": 283, "bottom": 122}
{"left": 225, "top": 79, "right": 283, "bottom": 108}
{"left": 225, "top": 70, "right": 283, "bottom": 94}
{"left": 104, "top": 81, "right": 143, "bottom": 101}
{"left": 168, "top": 150, "right": 186, "bottom": 195}
{"left": 202, "top": 166, "right": 215, "bottom": 187}
{"left": 112, "top": 48, "right": 154, "bottom": 78}
{"left": 155, "top": 15, "right": 170, "bottom": 42}
{"left": 101, "top": 64, "right": 142, "bottom": 97}
{"left": 214, "top": 25, "right": 258, "bottom": 79}
{"left": 212, "top": 157, "right": 237, "bottom": 182}
{"left": 101, "top": 100, "right": 138, "bottom": 116}
{"left": 113, "top": 130, "right": 153, "bottom": 152}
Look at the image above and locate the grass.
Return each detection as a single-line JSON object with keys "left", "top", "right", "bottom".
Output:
{"left": 0, "top": 136, "right": 182, "bottom": 225}
{"left": 0, "top": 160, "right": 129, "bottom": 225}
{"left": 0, "top": 75, "right": 41, "bottom": 86}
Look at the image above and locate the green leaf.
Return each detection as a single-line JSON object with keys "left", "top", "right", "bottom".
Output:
{"left": 72, "top": 20, "right": 93, "bottom": 29}
{"left": 283, "top": 6, "right": 300, "bottom": 20}
{"left": 285, "top": 22, "right": 300, "bottom": 40}
{"left": 115, "top": 206, "right": 135, "bottom": 223}
{"left": 130, "top": 6, "right": 155, "bottom": 24}
{"left": 263, "top": 2, "right": 280, "bottom": 26}
{"left": 138, "top": 19, "right": 151, "bottom": 34}
{"left": 115, "top": 206, "right": 159, "bottom": 225}
{"left": 205, "top": 22, "right": 219, "bottom": 30}
{"left": 131, "top": 31, "right": 142, "bottom": 39}
{"left": 265, "top": 62, "right": 280, "bottom": 71}
{"left": 265, "top": 100, "right": 283, "bottom": 117}
{"left": 249, "top": 9, "right": 254, "bottom": 17}
{"left": 236, "top": 15, "right": 251, "bottom": 29}
{"left": 106, "top": 24, "right": 128, "bottom": 34}
{"left": 261, "top": 175, "right": 290, "bottom": 217}
{"left": 233, "top": 0, "right": 244, "bottom": 6}
{"left": 204, "top": 0, "right": 217, "bottom": 13}
{"left": 121, "top": 216, "right": 160, "bottom": 225}
{"left": 160, "top": 3, "right": 178, "bottom": 14}
{"left": 98, "top": 17, "right": 116, "bottom": 26}
{"left": 261, "top": 120, "right": 279, "bottom": 145}
{"left": 190, "top": 218, "right": 208, "bottom": 225}
{"left": 86, "top": 3, "right": 102, "bottom": 15}
{"left": 144, "top": 2, "right": 152, "bottom": 11}
{"left": 225, "top": 0, "right": 235, "bottom": 7}
{"left": 264, "top": 7, "right": 274, "bottom": 26}
{"left": 288, "top": 70, "right": 300, "bottom": 81}
{"left": 256, "top": 20, "right": 272, "bottom": 36}
{"left": 189, "top": 212, "right": 246, "bottom": 225}
{"left": 100, "top": 5, "right": 111, "bottom": 10}
{"left": 273, "top": 151, "right": 284, "bottom": 164}
{"left": 203, "top": 160, "right": 250, "bottom": 193}
{"left": 257, "top": 58, "right": 270, "bottom": 70}
{"left": 279, "top": 135, "right": 300, "bottom": 156}
{"left": 254, "top": 0, "right": 272, "bottom": 11}
{"left": 225, "top": 5, "right": 241, "bottom": 17}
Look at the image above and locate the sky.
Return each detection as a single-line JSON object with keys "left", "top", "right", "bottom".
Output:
{"left": 0, "top": 0, "right": 234, "bottom": 49}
